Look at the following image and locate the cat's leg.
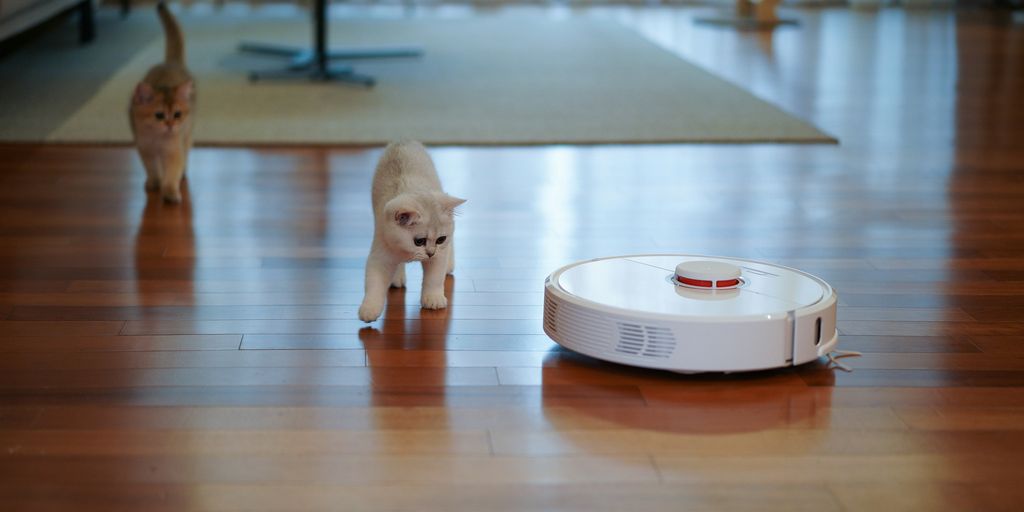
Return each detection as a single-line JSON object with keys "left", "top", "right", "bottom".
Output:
{"left": 160, "top": 148, "right": 186, "bottom": 204}
{"left": 446, "top": 241, "right": 455, "bottom": 275}
{"left": 359, "top": 252, "right": 397, "bottom": 322}
{"left": 139, "top": 150, "right": 161, "bottom": 192}
{"left": 182, "top": 128, "right": 194, "bottom": 180}
{"left": 390, "top": 264, "right": 406, "bottom": 288}
{"left": 421, "top": 249, "right": 449, "bottom": 310}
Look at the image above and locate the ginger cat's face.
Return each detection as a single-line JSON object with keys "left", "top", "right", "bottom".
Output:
{"left": 131, "top": 81, "right": 193, "bottom": 136}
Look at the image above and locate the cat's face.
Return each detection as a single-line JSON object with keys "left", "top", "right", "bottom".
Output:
{"left": 383, "top": 193, "right": 465, "bottom": 261}
{"left": 131, "top": 81, "right": 193, "bottom": 136}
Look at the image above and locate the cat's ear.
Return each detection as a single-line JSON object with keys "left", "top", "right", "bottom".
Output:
{"left": 133, "top": 82, "right": 154, "bottom": 105}
{"left": 386, "top": 195, "right": 421, "bottom": 227}
{"left": 441, "top": 194, "right": 466, "bottom": 214}
{"left": 175, "top": 81, "right": 194, "bottom": 102}
{"left": 394, "top": 209, "right": 420, "bottom": 227}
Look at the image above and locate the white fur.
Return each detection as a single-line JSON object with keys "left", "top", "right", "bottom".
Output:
{"left": 359, "top": 141, "right": 466, "bottom": 322}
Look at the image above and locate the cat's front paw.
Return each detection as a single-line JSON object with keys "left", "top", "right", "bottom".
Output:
{"left": 421, "top": 290, "right": 448, "bottom": 310}
{"left": 144, "top": 178, "right": 160, "bottom": 192}
{"left": 161, "top": 186, "right": 182, "bottom": 204}
{"left": 358, "top": 299, "right": 385, "bottom": 322}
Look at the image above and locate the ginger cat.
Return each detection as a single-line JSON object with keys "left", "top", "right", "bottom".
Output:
{"left": 359, "top": 141, "right": 466, "bottom": 323}
{"left": 129, "top": 2, "right": 195, "bottom": 204}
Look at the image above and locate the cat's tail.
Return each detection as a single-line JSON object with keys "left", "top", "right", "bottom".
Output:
{"left": 157, "top": 2, "right": 185, "bottom": 65}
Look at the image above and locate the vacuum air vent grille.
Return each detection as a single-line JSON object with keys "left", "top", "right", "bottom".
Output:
{"left": 615, "top": 323, "right": 677, "bottom": 359}
{"left": 543, "top": 294, "right": 559, "bottom": 334}
{"left": 544, "top": 290, "right": 613, "bottom": 354}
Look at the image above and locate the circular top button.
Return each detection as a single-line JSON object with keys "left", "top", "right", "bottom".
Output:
{"left": 675, "top": 260, "right": 742, "bottom": 289}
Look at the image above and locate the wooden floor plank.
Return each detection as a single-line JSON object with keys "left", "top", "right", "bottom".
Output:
{"left": 828, "top": 483, "right": 1024, "bottom": 512}
{"left": 835, "top": 335, "right": 981, "bottom": 354}
{"left": 0, "top": 385, "right": 650, "bottom": 408}
{"left": 0, "top": 483, "right": 844, "bottom": 512}
{"left": 894, "top": 406, "right": 1024, "bottom": 431}
{"left": 967, "top": 335, "right": 1024, "bottom": 355}
{"left": 120, "top": 318, "right": 546, "bottom": 336}
{"left": 3, "top": 430, "right": 492, "bottom": 456}
{"left": 0, "top": 454, "right": 662, "bottom": 485}
{"left": 2, "top": 404, "right": 909, "bottom": 432}
{"left": 489, "top": 429, "right": 1024, "bottom": 457}
{"left": 0, "top": 321, "right": 125, "bottom": 337}
{"left": 6, "top": 303, "right": 539, "bottom": 321}
{"left": 241, "top": 333, "right": 558, "bottom": 351}
{"left": 0, "top": 367, "right": 500, "bottom": 389}
{"left": 0, "top": 350, "right": 367, "bottom": 370}
{"left": 654, "top": 454, "right": 1024, "bottom": 484}
{"left": 0, "top": 334, "right": 242, "bottom": 353}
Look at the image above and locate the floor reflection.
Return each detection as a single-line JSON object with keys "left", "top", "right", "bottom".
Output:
{"left": 540, "top": 347, "right": 835, "bottom": 435}
{"left": 360, "top": 273, "right": 457, "bottom": 398}
{"left": 133, "top": 180, "right": 196, "bottom": 308}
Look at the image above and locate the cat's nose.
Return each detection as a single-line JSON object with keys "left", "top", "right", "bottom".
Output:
{"left": 426, "top": 250, "right": 435, "bottom": 258}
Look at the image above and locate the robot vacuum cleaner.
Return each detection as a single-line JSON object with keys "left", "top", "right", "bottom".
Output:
{"left": 543, "top": 254, "right": 839, "bottom": 373}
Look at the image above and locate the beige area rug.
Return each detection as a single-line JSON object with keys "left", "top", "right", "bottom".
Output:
{"left": 44, "top": 15, "right": 834, "bottom": 145}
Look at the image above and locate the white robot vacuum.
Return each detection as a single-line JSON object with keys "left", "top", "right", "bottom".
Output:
{"left": 543, "top": 254, "right": 839, "bottom": 373}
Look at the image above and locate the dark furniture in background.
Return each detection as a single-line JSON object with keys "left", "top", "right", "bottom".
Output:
{"left": 0, "top": 0, "right": 95, "bottom": 45}
{"left": 238, "top": 0, "right": 422, "bottom": 86}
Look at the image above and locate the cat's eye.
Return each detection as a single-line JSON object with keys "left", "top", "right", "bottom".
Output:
{"left": 155, "top": 112, "right": 165, "bottom": 120}
{"left": 414, "top": 238, "right": 427, "bottom": 247}
{"left": 173, "top": 111, "right": 182, "bottom": 119}
{"left": 435, "top": 236, "right": 447, "bottom": 245}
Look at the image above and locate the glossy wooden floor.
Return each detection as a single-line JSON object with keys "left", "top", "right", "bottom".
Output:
{"left": 2, "top": 4, "right": 1024, "bottom": 511}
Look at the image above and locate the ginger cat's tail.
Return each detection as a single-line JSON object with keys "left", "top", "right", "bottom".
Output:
{"left": 157, "top": 2, "right": 185, "bottom": 65}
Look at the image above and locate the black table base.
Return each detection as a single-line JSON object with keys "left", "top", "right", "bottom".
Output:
{"left": 240, "top": 0, "right": 422, "bottom": 86}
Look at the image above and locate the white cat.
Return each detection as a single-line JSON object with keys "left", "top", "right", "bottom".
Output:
{"left": 358, "top": 141, "right": 466, "bottom": 323}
